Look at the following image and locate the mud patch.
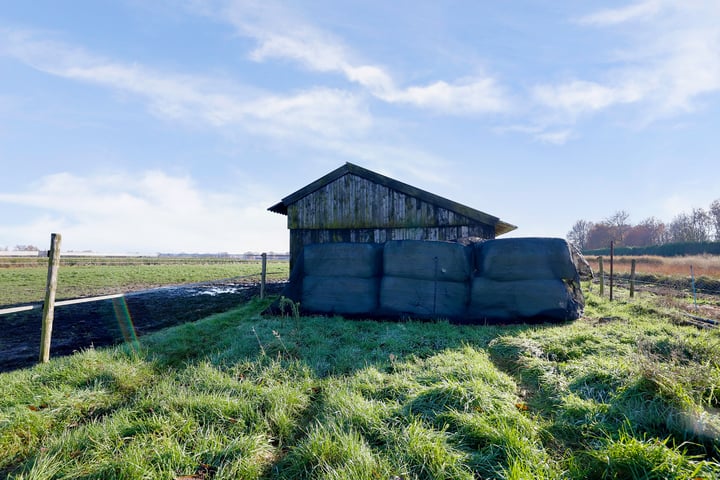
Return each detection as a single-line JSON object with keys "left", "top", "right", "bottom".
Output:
{"left": 0, "top": 281, "right": 286, "bottom": 373}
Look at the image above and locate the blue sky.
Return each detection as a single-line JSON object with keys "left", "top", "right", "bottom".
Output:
{"left": 1, "top": 0, "right": 719, "bottom": 253}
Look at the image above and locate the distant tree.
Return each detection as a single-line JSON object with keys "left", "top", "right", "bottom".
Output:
{"left": 566, "top": 219, "right": 593, "bottom": 251}
{"left": 638, "top": 217, "right": 668, "bottom": 245}
{"left": 586, "top": 223, "right": 614, "bottom": 250}
{"left": 710, "top": 199, "right": 720, "bottom": 241}
{"left": 669, "top": 208, "right": 711, "bottom": 243}
{"left": 604, "top": 210, "right": 631, "bottom": 245}
{"left": 0, "top": 246, "right": 7, "bottom": 251}
{"left": 625, "top": 224, "right": 654, "bottom": 247}
{"left": 14, "top": 245, "right": 39, "bottom": 251}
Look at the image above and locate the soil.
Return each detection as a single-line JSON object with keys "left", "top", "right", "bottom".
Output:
{"left": 0, "top": 281, "right": 286, "bottom": 373}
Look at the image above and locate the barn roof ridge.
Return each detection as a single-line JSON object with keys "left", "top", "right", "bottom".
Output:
{"left": 268, "top": 162, "right": 516, "bottom": 236}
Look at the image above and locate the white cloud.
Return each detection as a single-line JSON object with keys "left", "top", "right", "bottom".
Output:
{"left": 577, "top": 0, "right": 666, "bottom": 26}
{"left": 0, "top": 28, "right": 373, "bottom": 140}
{"left": 533, "top": 80, "right": 642, "bottom": 116}
{"left": 378, "top": 78, "right": 509, "bottom": 115}
{"left": 534, "top": 130, "right": 573, "bottom": 145}
{"left": 535, "top": 1, "right": 720, "bottom": 132}
{"left": 212, "top": 0, "right": 510, "bottom": 115}
{"left": 0, "top": 27, "right": 456, "bottom": 188}
{"left": 0, "top": 171, "right": 287, "bottom": 253}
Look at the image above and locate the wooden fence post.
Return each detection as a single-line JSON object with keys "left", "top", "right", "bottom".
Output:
{"left": 260, "top": 252, "right": 267, "bottom": 299}
{"left": 630, "top": 259, "right": 636, "bottom": 298}
{"left": 598, "top": 256, "right": 604, "bottom": 297}
{"left": 609, "top": 241, "right": 614, "bottom": 301}
{"left": 691, "top": 265, "right": 698, "bottom": 311}
{"left": 39, "top": 233, "right": 62, "bottom": 364}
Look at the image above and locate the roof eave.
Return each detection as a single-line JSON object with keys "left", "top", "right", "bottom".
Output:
{"left": 267, "top": 162, "right": 517, "bottom": 233}
{"left": 268, "top": 202, "right": 288, "bottom": 215}
{"left": 494, "top": 220, "right": 518, "bottom": 237}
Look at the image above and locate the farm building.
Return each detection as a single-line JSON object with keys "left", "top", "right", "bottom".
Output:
{"left": 268, "top": 162, "right": 517, "bottom": 269}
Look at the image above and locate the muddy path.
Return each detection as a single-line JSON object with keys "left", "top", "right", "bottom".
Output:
{"left": 0, "top": 281, "right": 286, "bottom": 373}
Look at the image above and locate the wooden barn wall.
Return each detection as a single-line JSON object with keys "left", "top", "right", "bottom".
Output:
{"left": 289, "top": 225, "right": 494, "bottom": 270}
{"left": 287, "top": 174, "right": 478, "bottom": 230}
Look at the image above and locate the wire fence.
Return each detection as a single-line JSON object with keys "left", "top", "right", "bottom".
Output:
{"left": 592, "top": 273, "right": 720, "bottom": 297}
{"left": 0, "top": 257, "right": 289, "bottom": 311}
{"left": 586, "top": 269, "right": 720, "bottom": 329}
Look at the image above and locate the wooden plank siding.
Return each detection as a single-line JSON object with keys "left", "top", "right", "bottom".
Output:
{"left": 287, "top": 174, "right": 480, "bottom": 230}
{"left": 289, "top": 225, "right": 494, "bottom": 271}
{"left": 285, "top": 174, "right": 497, "bottom": 269}
{"left": 269, "top": 163, "right": 516, "bottom": 270}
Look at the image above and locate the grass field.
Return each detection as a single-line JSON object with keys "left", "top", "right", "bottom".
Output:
{"left": 0, "top": 257, "right": 290, "bottom": 307}
{"left": 587, "top": 254, "right": 720, "bottom": 280}
{"left": 1, "top": 286, "right": 719, "bottom": 479}
{"left": 587, "top": 254, "right": 720, "bottom": 297}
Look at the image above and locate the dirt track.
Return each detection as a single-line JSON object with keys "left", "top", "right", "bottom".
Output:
{"left": 0, "top": 281, "right": 286, "bottom": 373}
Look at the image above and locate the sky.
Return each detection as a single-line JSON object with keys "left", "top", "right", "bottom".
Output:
{"left": 1, "top": 0, "right": 719, "bottom": 254}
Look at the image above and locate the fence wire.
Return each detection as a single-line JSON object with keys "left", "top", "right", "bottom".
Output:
{"left": 589, "top": 273, "right": 720, "bottom": 297}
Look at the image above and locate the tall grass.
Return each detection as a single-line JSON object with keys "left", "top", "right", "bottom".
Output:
{"left": 588, "top": 254, "right": 720, "bottom": 279}
{"left": 1, "top": 289, "right": 719, "bottom": 479}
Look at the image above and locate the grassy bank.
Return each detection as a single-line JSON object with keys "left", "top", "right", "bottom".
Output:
{"left": 0, "top": 258, "right": 289, "bottom": 307}
{"left": 1, "top": 289, "right": 719, "bottom": 479}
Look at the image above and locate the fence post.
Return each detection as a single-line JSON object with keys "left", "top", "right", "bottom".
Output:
{"left": 598, "top": 256, "right": 604, "bottom": 297}
{"left": 40, "top": 233, "right": 62, "bottom": 364}
{"left": 630, "top": 259, "right": 636, "bottom": 298}
{"left": 260, "top": 252, "right": 267, "bottom": 299}
{"left": 609, "top": 241, "right": 614, "bottom": 301}
{"left": 691, "top": 265, "right": 697, "bottom": 311}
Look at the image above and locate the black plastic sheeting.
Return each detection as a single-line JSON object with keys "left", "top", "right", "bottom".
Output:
{"left": 383, "top": 240, "right": 471, "bottom": 282}
{"left": 476, "top": 237, "right": 578, "bottom": 281}
{"left": 380, "top": 276, "right": 468, "bottom": 318}
{"left": 467, "top": 278, "right": 582, "bottom": 321}
{"left": 302, "top": 275, "right": 378, "bottom": 314}
{"left": 272, "top": 238, "right": 585, "bottom": 323}
{"left": 304, "top": 242, "right": 382, "bottom": 278}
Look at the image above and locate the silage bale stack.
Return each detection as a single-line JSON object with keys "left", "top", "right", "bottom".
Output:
{"left": 284, "top": 237, "right": 585, "bottom": 323}
{"left": 467, "top": 238, "right": 584, "bottom": 321}
{"left": 301, "top": 243, "right": 382, "bottom": 315}
{"left": 379, "top": 240, "right": 471, "bottom": 319}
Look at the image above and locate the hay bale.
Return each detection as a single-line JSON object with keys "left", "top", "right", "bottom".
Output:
{"left": 302, "top": 275, "right": 379, "bottom": 315}
{"left": 379, "top": 276, "right": 468, "bottom": 318}
{"left": 475, "top": 238, "right": 578, "bottom": 281}
{"left": 467, "top": 278, "right": 582, "bottom": 321}
{"left": 383, "top": 240, "right": 472, "bottom": 282}
{"left": 303, "top": 243, "right": 383, "bottom": 278}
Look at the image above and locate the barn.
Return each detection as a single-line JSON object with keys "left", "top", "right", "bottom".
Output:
{"left": 268, "top": 162, "right": 517, "bottom": 270}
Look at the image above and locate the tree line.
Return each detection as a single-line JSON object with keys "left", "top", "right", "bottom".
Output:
{"left": 567, "top": 199, "right": 720, "bottom": 252}
{"left": 0, "top": 245, "right": 40, "bottom": 252}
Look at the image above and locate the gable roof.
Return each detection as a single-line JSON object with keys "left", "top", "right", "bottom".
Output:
{"left": 268, "top": 162, "right": 517, "bottom": 236}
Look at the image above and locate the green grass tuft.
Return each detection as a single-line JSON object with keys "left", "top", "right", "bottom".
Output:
{"left": 2, "top": 287, "right": 720, "bottom": 478}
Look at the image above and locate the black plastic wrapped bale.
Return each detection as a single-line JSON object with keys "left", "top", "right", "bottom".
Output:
{"left": 379, "top": 276, "right": 469, "bottom": 318}
{"left": 303, "top": 242, "right": 383, "bottom": 278}
{"left": 467, "top": 278, "right": 582, "bottom": 321}
{"left": 302, "top": 275, "right": 379, "bottom": 315}
{"left": 475, "top": 238, "right": 578, "bottom": 281}
{"left": 383, "top": 240, "right": 472, "bottom": 282}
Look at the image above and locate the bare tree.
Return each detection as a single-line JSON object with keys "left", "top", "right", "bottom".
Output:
{"left": 710, "top": 199, "right": 720, "bottom": 241}
{"left": 566, "top": 219, "right": 593, "bottom": 251}
{"left": 669, "top": 209, "right": 711, "bottom": 243}
{"left": 604, "top": 210, "right": 631, "bottom": 244}
{"left": 639, "top": 217, "right": 668, "bottom": 245}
